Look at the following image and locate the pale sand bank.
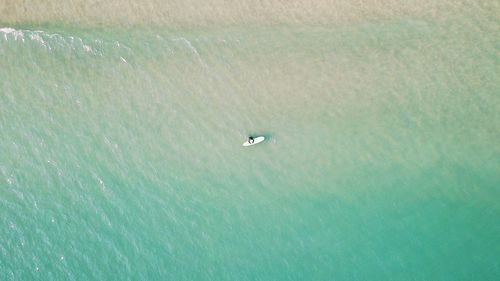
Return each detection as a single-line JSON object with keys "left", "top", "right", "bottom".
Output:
{"left": 1, "top": 0, "right": 497, "bottom": 26}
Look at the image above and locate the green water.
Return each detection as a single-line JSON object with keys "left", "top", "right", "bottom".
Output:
{"left": 1, "top": 10, "right": 499, "bottom": 281}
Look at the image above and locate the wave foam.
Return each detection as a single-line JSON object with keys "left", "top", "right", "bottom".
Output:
{"left": 0, "top": 27, "right": 129, "bottom": 58}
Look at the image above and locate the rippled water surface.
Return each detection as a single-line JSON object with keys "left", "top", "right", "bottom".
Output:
{"left": 1, "top": 1, "right": 499, "bottom": 280}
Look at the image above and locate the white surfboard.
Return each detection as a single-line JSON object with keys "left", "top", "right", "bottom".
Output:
{"left": 243, "top": 136, "right": 265, "bottom": 147}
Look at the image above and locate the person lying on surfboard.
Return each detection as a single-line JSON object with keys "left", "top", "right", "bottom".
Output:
{"left": 243, "top": 136, "right": 264, "bottom": 146}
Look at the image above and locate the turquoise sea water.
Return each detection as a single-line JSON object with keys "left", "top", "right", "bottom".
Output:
{"left": 1, "top": 8, "right": 499, "bottom": 281}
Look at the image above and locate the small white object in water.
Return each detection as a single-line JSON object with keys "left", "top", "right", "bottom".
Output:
{"left": 243, "top": 136, "right": 265, "bottom": 147}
